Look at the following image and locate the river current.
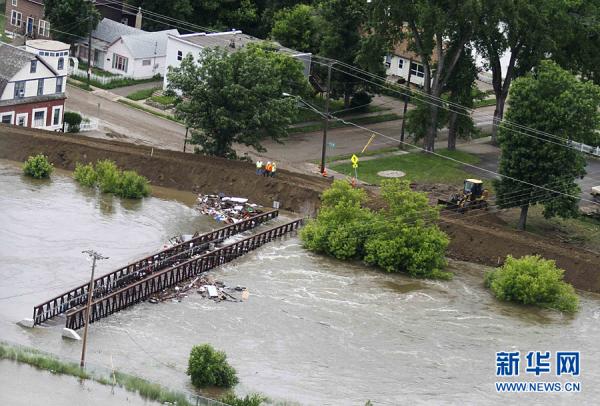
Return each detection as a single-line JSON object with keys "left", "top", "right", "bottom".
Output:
{"left": 1, "top": 160, "right": 599, "bottom": 405}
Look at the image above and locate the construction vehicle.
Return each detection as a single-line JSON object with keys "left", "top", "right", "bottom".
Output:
{"left": 438, "top": 179, "right": 489, "bottom": 213}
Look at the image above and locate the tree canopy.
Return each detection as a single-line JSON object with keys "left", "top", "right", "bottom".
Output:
{"left": 167, "top": 44, "right": 311, "bottom": 158}
{"left": 494, "top": 61, "right": 600, "bottom": 230}
{"left": 44, "top": 0, "right": 100, "bottom": 43}
{"left": 270, "top": 4, "right": 321, "bottom": 54}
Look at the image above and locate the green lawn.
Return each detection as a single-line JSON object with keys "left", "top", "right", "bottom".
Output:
{"left": 127, "top": 87, "right": 159, "bottom": 101}
{"left": 330, "top": 149, "right": 480, "bottom": 185}
{"left": 150, "top": 94, "right": 177, "bottom": 106}
{"left": 289, "top": 113, "right": 401, "bottom": 134}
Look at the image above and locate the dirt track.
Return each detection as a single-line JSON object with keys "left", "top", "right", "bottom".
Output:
{"left": 0, "top": 125, "right": 331, "bottom": 215}
{"left": 2, "top": 125, "right": 599, "bottom": 293}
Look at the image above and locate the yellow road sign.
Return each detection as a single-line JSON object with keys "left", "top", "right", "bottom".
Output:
{"left": 351, "top": 154, "right": 359, "bottom": 164}
{"left": 352, "top": 163, "right": 358, "bottom": 169}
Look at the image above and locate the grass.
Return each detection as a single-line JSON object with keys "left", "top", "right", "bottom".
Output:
{"left": 289, "top": 113, "right": 401, "bottom": 134}
{"left": 497, "top": 205, "right": 600, "bottom": 253}
{"left": 71, "top": 74, "right": 162, "bottom": 90}
{"left": 67, "top": 78, "right": 92, "bottom": 91}
{"left": 474, "top": 98, "right": 497, "bottom": 108}
{"left": 0, "top": 12, "right": 12, "bottom": 43}
{"left": 118, "top": 99, "right": 183, "bottom": 124}
{"left": 330, "top": 148, "right": 480, "bottom": 185}
{"left": 0, "top": 342, "right": 199, "bottom": 406}
{"left": 319, "top": 146, "right": 401, "bottom": 164}
{"left": 150, "top": 94, "right": 177, "bottom": 106}
{"left": 293, "top": 102, "right": 390, "bottom": 124}
{"left": 77, "top": 61, "right": 119, "bottom": 77}
{"left": 126, "top": 87, "right": 160, "bottom": 101}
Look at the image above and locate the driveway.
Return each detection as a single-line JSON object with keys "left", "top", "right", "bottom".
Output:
{"left": 65, "top": 85, "right": 186, "bottom": 150}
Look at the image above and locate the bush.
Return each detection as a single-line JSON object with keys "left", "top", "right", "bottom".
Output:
{"left": 350, "top": 91, "right": 372, "bottom": 110}
{"left": 23, "top": 154, "right": 53, "bottom": 179}
{"left": 219, "top": 393, "right": 266, "bottom": 406}
{"left": 187, "top": 344, "right": 238, "bottom": 388}
{"left": 63, "top": 111, "right": 82, "bottom": 133}
{"left": 300, "top": 179, "right": 450, "bottom": 279}
{"left": 73, "top": 162, "right": 97, "bottom": 187}
{"left": 73, "top": 160, "right": 151, "bottom": 199}
{"left": 485, "top": 255, "right": 579, "bottom": 312}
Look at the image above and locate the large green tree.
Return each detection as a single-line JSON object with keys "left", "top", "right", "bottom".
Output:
{"left": 369, "top": 0, "right": 481, "bottom": 151}
{"left": 44, "top": 0, "right": 101, "bottom": 43}
{"left": 270, "top": 4, "right": 321, "bottom": 54}
{"left": 127, "top": 0, "right": 193, "bottom": 31}
{"left": 167, "top": 44, "right": 310, "bottom": 158}
{"left": 474, "top": 0, "right": 567, "bottom": 143}
{"left": 494, "top": 61, "right": 600, "bottom": 230}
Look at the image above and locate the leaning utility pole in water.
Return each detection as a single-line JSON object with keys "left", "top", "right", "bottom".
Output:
{"left": 80, "top": 249, "right": 108, "bottom": 369}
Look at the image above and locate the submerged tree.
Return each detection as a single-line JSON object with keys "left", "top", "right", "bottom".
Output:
{"left": 494, "top": 61, "right": 600, "bottom": 230}
{"left": 167, "top": 45, "right": 310, "bottom": 158}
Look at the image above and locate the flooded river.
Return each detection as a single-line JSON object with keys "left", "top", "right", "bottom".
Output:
{"left": 1, "top": 159, "right": 599, "bottom": 405}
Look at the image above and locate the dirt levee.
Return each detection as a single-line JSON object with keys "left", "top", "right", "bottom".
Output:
{"left": 0, "top": 126, "right": 331, "bottom": 214}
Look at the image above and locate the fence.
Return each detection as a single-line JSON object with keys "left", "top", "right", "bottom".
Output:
{"left": 69, "top": 67, "right": 134, "bottom": 86}
{"left": 64, "top": 118, "right": 99, "bottom": 132}
{"left": 567, "top": 140, "right": 600, "bottom": 157}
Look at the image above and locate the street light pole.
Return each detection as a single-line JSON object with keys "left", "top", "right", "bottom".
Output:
{"left": 321, "top": 62, "right": 334, "bottom": 175}
{"left": 86, "top": 4, "right": 94, "bottom": 87}
{"left": 80, "top": 249, "right": 108, "bottom": 369}
{"left": 399, "top": 58, "right": 413, "bottom": 147}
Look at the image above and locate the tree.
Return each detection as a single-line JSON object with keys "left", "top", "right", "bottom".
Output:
{"left": 444, "top": 46, "right": 478, "bottom": 150}
{"left": 270, "top": 4, "right": 321, "bottom": 54}
{"left": 44, "top": 0, "right": 101, "bottom": 43}
{"left": 187, "top": 344, "right": 238, "bottom": 388}
{"left": 494, "top": 61, "right": 600, "bottom": 230}
{"left": 370, "top": 0, "right": 481, "bottom": 151}
{"left": 127, "top": 0, "right": 193, "bottom": 31}
{"left": 474, "top": 0, "right": 567, "bottom": 143}
{"left": 167, "top": 44, "right": 310, "bottom": 158}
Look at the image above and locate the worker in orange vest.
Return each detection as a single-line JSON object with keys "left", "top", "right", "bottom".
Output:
{"left": 264, "top": 161, "right": 272, "bottom": 177}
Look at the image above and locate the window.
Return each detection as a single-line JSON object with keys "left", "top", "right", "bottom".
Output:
{"left": 14, "top": 81, "right": 25, "bottom": 99}
{"left": 37, "top": 79, "right": 44, "bottom": 95}
{"left": 12, "top": 0, "right": 17, "bottom": 7}
{"left": 112, "top": 53, "right": 128, "bottom": 72}
{"left": 384, "top": 54, "right": 391, "bottom": 68}
{"left": 38, "top": 20, "right": 50, "bottom": 37}
{"left": 93, "top": 49, "right": 99, "bottom": 64}
{"left": 142, "top": 59, "right": 151, "bottom": 66}
{"left": 177, "top": 50, "right": 183, "bottom": 61}
{"left": 410, "top": 62, "right": 425, "bottom": 78}
{"left": 11, "top": 10, "right": 22, "bottom": 27}
{"left": 57, "top": 57, "right": 64, "bottom": 70}
{"left": 52, "top": 107, "right": 61, "bottom": 126}
{"left": 1, "top": 113, "right": 13, "bottom": 124}
{"left": 30, "top": 60, "right": 37, "bottom": 73}
{"left": 55, "top": 77, "right": 63, "bottom": 93}
{"left": 33, "top": 110, "right": 46, "bottom": 128}
{"left": 17, "top": 114, "right": 27, "bottom": 126}
{"left": 398, "top": 59, "right": 404, "bottom": 70}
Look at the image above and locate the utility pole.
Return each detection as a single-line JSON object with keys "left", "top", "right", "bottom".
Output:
{"left": 399, "top": 58, "right": 413, "bottom": 147}
{"left": 183, "top": 127, "right": 189, "bottom": 152}
{"left": 87, "top": 1, "right": 95, "bottom": 86}
{"left": 321, "top": 62, "right": 333, "bottom": 175}
{"left": 80, "top": 249, "right": 108, "bottom": 369}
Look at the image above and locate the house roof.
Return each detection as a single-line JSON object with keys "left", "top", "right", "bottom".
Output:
{"left": 173, "top": 31, "right": 307, "bottom": 56}
{"left": 92, "top": 18, "right": 143, "bottom": 45}
{"left": 0, "top": 44, "right": 59, "bottom": 95}
{"left": 115, "top": 29, "right": 178, "bottom": 59}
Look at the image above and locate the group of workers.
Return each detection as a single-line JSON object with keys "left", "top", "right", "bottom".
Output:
{"left": 255, "top": 160, "right": 277, "bottom": 177}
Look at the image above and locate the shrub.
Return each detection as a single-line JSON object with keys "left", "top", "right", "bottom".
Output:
{"left": 63, "top": 111, "right": 82, "bottom": 133}
{"left": 23, "top": 154, "right": 53, "bottom": 179}
{"left": 219, "top": 393, "right": 266, "bottom": 406}
{"left": 94, "top": 159, "right": 121, "bottom": 194}
{"left": 187, "top": 344, "right": 238, "bottom": 388}
{"left": 485, "top": 255, "right": 579, "bottom": 312}
{"left": 118, "top": 170, "right": 150, "bottom": 198}
{"left": 73, "top": 162, "right": 97, "bottom": 187}
{"left": 300, "top": 179, "right": 450, "bottom": 279}
{"left": 350, "top": 91, "right": 372, "bottom": 110}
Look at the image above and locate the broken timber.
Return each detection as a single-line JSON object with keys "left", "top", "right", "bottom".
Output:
{"left": 32, "top": 210, "right": 279, "bottom": 326}
{"left": 65, "top": 218, "right": 302, "bottom": 330}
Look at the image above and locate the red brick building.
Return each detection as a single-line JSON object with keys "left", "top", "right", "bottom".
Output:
{"left": 3, "top": 0, "right": 132, "bottom": 40}
{"left": 0, "top": 43, "right": 66, "bottom": 130}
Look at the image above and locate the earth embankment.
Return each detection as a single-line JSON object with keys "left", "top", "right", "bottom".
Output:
{"left": 0, "top": 125, "right": 331, "bottom": 215}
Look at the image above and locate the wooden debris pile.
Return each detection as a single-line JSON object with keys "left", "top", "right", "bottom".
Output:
{"left": 196, "top": 193, "right": 263, "bottom": 224}
{"left": 148, "top": 275, "right": 249, "bottom": 304}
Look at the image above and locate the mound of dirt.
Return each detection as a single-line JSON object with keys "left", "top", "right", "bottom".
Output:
{"left": 0, "top": 126, "right": 331, "bottom": 215}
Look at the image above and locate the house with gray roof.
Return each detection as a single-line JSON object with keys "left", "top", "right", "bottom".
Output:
{"left": 0, "top": 43, "right": 66, "bottom": 131}
{"left": 163, "top": 30, "right": 312, "bottom": 90}
{"left": 76, "top": 18, "right": 177, "bottom": 79}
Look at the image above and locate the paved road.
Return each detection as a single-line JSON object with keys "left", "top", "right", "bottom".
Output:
{"left": 65, "top": 85, "right": 186, "bottom": 150}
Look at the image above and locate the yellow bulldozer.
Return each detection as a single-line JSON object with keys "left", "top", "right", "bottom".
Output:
{"left": 437, "top": 179, "right": 489, "bottom": 213}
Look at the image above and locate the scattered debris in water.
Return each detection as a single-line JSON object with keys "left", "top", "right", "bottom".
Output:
{"left": 196, "top": 193, "right": 264, "bottom": 224}
{"left": 148, "top": 275, "right": 249, "bottom": 304}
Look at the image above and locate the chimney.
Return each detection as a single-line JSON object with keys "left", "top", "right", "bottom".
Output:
{"left": 135, "top": 7, "right": 142, "bottom": 29}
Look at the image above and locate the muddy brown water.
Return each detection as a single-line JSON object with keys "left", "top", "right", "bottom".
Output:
{"left": 1, "top": 160, "right": 599, "bottom": 405}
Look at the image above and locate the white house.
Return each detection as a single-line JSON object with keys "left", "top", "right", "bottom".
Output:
{"left": 76, "top": 18, "right": 177, "bottom": 79}
{"left": 163, "top": 31, "right": 312, "bottom": 90}
{"left": 0, "top": 43, "right": 67, "bottom": 130}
